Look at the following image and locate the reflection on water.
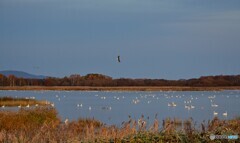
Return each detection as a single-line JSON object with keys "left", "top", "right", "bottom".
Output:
{"left": 0, "top": 90, "right": 240, "bottom": 126}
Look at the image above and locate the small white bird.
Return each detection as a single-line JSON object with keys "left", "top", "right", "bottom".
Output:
{"left": 26, "top": 104, "right": 30, "bottom": 108}
{"left": 213, "top": 111, "right": 218, "bottom": 116}
{"left": 211, "top": 104, "right": 218, "bottom": 107}
{"left": 172, "top": 103, "right": 177, "bottom": 107}
{"left": 168, "top": 102, "right": 177, "bottom": 107}
{"left": 190, "top": 105, "right": 195, "bottom": 109}
{"left": 89, "top": 106, "right": 92, "bottom": 110}
{"left": 223, "top": 112, "right": 228, "bottom": 117}
{"left": 64, "top": 118, "right": 69, "bottom": 125}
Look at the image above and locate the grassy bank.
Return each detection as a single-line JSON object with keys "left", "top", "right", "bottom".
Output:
{"left": 0, "top": 107, "right": 239, "bottom": 142}
{"left": 0, "top": 97, "right": 49, "bottom": 107}
{"left": 1, "top": 86, "right": 240, "bottom": 91}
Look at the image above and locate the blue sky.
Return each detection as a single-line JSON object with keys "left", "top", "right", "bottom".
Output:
{"left": 1, "top": 0, "right": 240, "bottom": 79}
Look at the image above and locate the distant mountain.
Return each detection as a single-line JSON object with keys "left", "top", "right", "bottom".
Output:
{"left": 0, "top": 70, "right": 46, "bottom": 79}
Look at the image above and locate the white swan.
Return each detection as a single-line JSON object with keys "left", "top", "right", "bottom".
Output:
{"left": 223, "top": 112, "right": 227, "bottom": 117}
{"left": 211, "top": 103, "right": 218, "bottom": 107}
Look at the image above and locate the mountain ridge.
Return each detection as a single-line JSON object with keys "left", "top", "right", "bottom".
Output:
{"left": 0, "top": 70, "right": 46, "bottom": 79}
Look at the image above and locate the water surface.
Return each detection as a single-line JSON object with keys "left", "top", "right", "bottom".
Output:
{"left": 0, "top": 90, "right": 239, "bottom": 126}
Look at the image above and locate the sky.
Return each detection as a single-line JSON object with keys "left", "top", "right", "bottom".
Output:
{"left": 0, "top": 0, "right": 240, "bottom": 79}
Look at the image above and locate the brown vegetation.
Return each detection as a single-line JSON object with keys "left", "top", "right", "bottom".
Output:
{"left": 0, "top": 73, "right": 240, "bottom": 88}
{"left": 0, "top": 97, "right": 49, "bottom": 107}
{"left": 1, "top": 86, "right": 240, "bottom": 91}
{"left": 0, "top": 108, "right": 239, "bottom": 142}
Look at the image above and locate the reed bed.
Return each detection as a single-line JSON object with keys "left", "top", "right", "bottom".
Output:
{"left": 0, "top": 97, "right": 49, "bottom": 107}
{"left": 0, "top": 107, "right": 239, "bottom": 142}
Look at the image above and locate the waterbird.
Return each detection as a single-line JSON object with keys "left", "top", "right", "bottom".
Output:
{"left": 190, "top": 105, "right": 195, "bottom": 109}
{"left": 101, "top": 106, "right": 112, "bottom": 111}
{"left": 18, "top": 105, "right": 21, "bottom": 108}
{"left": 223, "top": 112, "right": 228, "bottom": 117}
{"left": 208, "top": 95, "right": 216, "bottom": 99}
{"left": 132, "top": 99, "right": 140, "bottom": 104}
{"left": 168, "top": 102, "right": 177, "bottom": 107}
{"left": 101, "top": 96, "right": 106, "bottom": 100}
{"left": 213, "top": 111, "right": 218, "bottom": 116}
{"left": 211, "top": 103, "right": 218, "bottom": 107}
{"left": 89, "top": 106, "right": 92, "bottom": 110}
{"left": 185, "top": 105, "right": 191, "bottom": 110}
{"left": 26, "top": 104, "right": 30, "bottom": 108}
{"left": 30, "top": 96, "right": 35, "bottom": 99}
{"left": 64, "top": 118, "right": 69, "bottom": 125}
{"left": 117, "top": 55, "right": 121, "bottom": 63}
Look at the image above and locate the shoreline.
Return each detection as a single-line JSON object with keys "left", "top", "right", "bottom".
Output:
{"left": 1, "top": 86, "right": 240, "bottom": 91}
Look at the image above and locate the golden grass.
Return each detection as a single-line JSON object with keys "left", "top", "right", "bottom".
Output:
{"left": 0, "top": 108, "right": 239, "bottom": 142}
{"left": 0, "top": 97, "right": 49, "bottom": 107}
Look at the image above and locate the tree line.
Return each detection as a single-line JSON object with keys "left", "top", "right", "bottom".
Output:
{"left": 0, "top": 73, "right": 240, "bottom": 87}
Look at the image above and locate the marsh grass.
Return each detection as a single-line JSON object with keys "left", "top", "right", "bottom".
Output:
{"left": 0, "top": 97, "right": 49, "bottom": 107}
{"left": 0, "top": 108, "right": 239, "bottom": 142}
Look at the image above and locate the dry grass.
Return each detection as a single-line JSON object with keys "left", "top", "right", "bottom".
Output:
{"left": 0, "top": 108, "right": 239, "bottom": 142}
{"left": 0, "top": 97, "right": 49, "bottom": 107}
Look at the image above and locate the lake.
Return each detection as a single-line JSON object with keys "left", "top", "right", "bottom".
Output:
{"left": 0, "top": 90, "right": 240, "bottom": 126}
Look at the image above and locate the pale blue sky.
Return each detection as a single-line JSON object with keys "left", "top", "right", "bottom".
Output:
{"left": 1, "top": 0, "right": 240, "bottom": 79}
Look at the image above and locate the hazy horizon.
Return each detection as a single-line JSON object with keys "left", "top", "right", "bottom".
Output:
{"left": 1, "top": 0, "right": 240, "bottom": 80}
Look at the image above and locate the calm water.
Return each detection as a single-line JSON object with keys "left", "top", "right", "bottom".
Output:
{"left": 0, "top": 90, "right": 240, "bottom": 126}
